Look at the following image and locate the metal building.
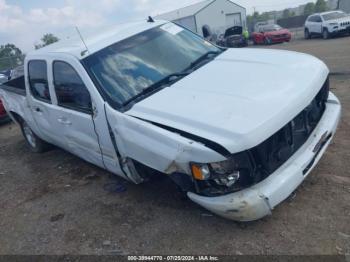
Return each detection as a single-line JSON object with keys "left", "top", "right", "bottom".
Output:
{"left": 155, "top": 0, "right": 247, "bottom": 37}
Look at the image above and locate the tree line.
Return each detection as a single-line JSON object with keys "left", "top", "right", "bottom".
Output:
{"left": 247, "top": 0, "right": 330, "bottom": 28}
{"left": 0, "top": 33, "right": 59, "bottom": 71}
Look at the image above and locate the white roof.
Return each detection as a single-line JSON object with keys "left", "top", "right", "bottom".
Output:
{"left": 155, "top": 0, "right": 246, "bottom": 21}
{"left": 27, "top": 20, "right": 166, "bottom": 60}
{"left": 312, "top": 10, "right": 345, "bottom": 16}
{"left": 155, "top": 0, "right": 214, "bottom": 21}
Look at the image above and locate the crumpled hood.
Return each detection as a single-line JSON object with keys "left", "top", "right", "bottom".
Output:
{"left": 126, "top": 48, "right": 329, "bottom": 154}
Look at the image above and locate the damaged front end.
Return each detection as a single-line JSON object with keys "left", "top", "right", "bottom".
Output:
{"left": 186, "top": 78, "right": 341, "bottom": 221}
{"left": 188, "top": 78, "right": 330, "bottom": 197}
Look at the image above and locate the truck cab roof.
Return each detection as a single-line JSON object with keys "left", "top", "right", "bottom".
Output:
{"left": 26, "top": 20, "right": 167, "bottom": 60}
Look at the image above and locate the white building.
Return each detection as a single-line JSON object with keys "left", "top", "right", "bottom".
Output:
{"left": 155, "top": 0, "right": 247, "bottom": 37}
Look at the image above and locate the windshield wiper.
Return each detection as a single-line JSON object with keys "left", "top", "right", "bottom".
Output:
{"left": 186, "top": 50, "right": 221, "bottom": 71}
{"left": 122, "top": 72, "right": 189, "bottom": 108}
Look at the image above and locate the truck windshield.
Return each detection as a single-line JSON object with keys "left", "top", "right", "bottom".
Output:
{"left": 83, "top": 23, "right": 222, "bottom": 108}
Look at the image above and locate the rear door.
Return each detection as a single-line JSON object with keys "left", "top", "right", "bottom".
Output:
{"left": 314, "top": 15, "right": 323, "bottom": 34}
{"left": 27, "top": 59, "right": 60, "bottom": 144}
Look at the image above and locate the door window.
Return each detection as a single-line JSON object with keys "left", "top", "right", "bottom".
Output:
{"left": 315, "top": 16, "right": 322, "bottom": 22}
{"left": 28, "top": 60, "right": 51, "bottom": 102}
{"left": 53, "top": 61, "right": 92, "bottom": 114}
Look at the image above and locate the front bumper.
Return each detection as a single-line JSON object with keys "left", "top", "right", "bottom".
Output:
{"left": 271, "top": 36, "right": 291, "bottom": 43}
{"left": 330, "top": 26, "right": 350, "bottom": 35}
{"left": 188, "top": 92, "right": 341, "bottom": 221}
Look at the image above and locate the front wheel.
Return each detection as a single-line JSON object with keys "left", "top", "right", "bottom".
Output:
{"left": 323, "top": 28, "right": 330, "bottom": 39}
{"left": 305, "top": 29, "right": 310, "bottom": 39}
{"left": 20, "top": 120, "right": 50, "bottom": 153}
{"left": 264, "top": 37, "right": 271, "bottom": 45}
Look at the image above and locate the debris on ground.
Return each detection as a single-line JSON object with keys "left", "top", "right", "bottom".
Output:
{"left": 103, "top": 182, "right": 127, "bottom": 193}
{"left": 50, "top": 213, "right": 65, "bottom": 222}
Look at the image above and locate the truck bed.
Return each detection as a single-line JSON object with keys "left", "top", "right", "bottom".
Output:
{"left": 0, "top": 75, "right": 29, "bottom": 123}
{"left": 0, "top": 76, "right": 26, "bottom": 96}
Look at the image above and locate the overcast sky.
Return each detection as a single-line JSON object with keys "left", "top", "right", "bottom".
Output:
{"left": 0, "top": 0, "right": 317, "bottom": 52}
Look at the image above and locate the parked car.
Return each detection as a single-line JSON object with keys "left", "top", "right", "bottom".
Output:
{"left": 305, "top": 11, "right": 350, "bottom": 39}
{"left": 216, "top": 26, "right": 248, "bottom": 48}
{"left": 10, "top": 65, "right": 24, "bottom": 80}
{"left": 0, "top": 75, "right": 9, "bottom": 123}
{"left": 254, "top": 21, "right": 269, "bottom": 33}
{"left": 0, "top": 98, "right": 9, "bottom": 123}
{"left": 252, "top": 24, "right": 291, "bottom": 45}
{"left": 0, "top": 74, "right": 7, "bottom": 84}
{"left": 0, "top": 20, "right": 341, "bottom": 221}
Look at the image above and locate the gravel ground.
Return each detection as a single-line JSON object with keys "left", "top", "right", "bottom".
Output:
{"left": 0, "top": 36, "right": 349, "bottom": 255}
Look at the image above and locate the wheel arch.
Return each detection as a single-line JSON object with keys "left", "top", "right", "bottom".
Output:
{"left": 8, "top": 111, "right": 24, "bottom": 125}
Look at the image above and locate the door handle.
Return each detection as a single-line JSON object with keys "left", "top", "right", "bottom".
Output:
{"left": 57, "top": 117, "right": 72, "bottom": 126}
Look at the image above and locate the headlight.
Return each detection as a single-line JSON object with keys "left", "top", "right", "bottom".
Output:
{"left": 191, "top": 163, "right": 210, "bottom": 181}
{"left": 210, "top": 159, "right": 237, "bottom": 175}
{"left": 329, "top": 22, "right": 338, "bottom": 26}
{"left": 190, "top": 152, "right": 254, "bottom": 196}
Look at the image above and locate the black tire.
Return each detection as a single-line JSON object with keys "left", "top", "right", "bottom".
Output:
{"left": 0, "top": 116, "right": 11, "bottom": 125}
{"left": 322, "top": 28, "right": 329, "bottom": 39}
{"left": 304, "top": 29, "right": 310, "bottom": 39}
{"left": 264, "top": 37, "right": 271, "bottom": 45}
{"left": 20, "top": 120, "right": 49, "bottom": 153}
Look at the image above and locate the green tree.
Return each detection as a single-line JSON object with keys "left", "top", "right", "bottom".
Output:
{"left": 35, "top": 33, "right": 59, "bottom": 49}
{"left": 0, "top": 44, "right": 23, "bottom": 70}
{"left": 304, "top": 2, "right": 316, "bottom": 16}
{"left": 315, "top": 0, "right": 328, "bottom": 12}
{"left": 283, "top": 9, "right": 292, "bottom": 18}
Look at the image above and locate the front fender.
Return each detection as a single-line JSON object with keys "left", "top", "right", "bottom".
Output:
{"left": 105, "top": 104, "right": 225, "bottom": 178}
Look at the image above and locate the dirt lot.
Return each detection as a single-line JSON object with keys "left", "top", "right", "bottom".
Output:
{"left": 0, "top": 36, "right": 350, "bottom": 256}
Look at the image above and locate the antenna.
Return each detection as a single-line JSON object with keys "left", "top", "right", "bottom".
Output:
{"left": 75, "top": 26, "right": 90, "bottom": 56}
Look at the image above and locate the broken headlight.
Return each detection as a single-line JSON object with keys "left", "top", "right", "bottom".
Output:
{"left": 191, "top": 152, "right": 255, "bottom": 196}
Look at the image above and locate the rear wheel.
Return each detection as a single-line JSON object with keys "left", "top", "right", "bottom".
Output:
{"left": 20, "top": 120, "right": 49, "bottom": 153}
{"left": 323, "top": 28, "right": 329, "bottom": 39}
{"left": 304, "top": 29, "right": 310, "bottom": 39}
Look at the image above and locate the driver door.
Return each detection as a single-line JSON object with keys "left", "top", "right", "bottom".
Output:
{"left": 48, "top": 57, "right": 104, "bottom": 167}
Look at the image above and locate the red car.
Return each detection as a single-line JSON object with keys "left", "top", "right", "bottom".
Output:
{"left": 252, "top": 24, "right": 291, "bottom": 45}
{"left": 0, "top": 98, "right": 9, "bottom": 123}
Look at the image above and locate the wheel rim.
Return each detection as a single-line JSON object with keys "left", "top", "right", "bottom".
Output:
{"left": 23, "top": 123, "right": 36, "bottom": 148}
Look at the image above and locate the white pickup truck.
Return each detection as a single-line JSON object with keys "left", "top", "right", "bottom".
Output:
{"left": 0, "top": 20, "right": 341, "bottom": 221}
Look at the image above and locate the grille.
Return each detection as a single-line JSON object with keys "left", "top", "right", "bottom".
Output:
{"left": 194, "top": 78, "right": 330, "bottom": 197}
{"left": 341, "top": 21, "right": 350, "bottom": 26}
{"left": 250, "top": 77, "right": 329, "bottom": 180}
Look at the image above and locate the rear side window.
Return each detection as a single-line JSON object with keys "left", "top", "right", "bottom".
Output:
{"left": 28, "top": 60, "right": 51, "bottom": 102}
{"left": 308, "top": 16, "right": 315, "bottom": 22}
{"left": 53, "top": 61, "right": 92, "bottom": 114}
